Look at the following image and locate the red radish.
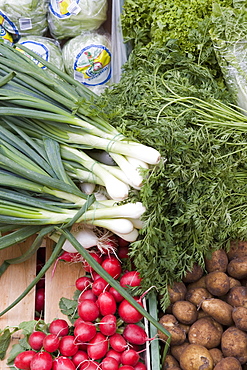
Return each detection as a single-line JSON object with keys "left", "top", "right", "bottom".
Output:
{"left": 83, "top": 252, "right": 103, "bottom": 273}
{"left": 28, "top": 331, "right": 46, "bottom": 351}
{"left": 117, "top": 245, "right": 129, "bottom": 259}
{"left": 36, "top": 277, "right": 45, "bottom": 289}
{"left": 91, "top": 272, "right": 101, "bottom": 280}
{"left": 35, "top": 287, "right": 45, "bottom": 313}
{"left": 134, "top": 362, "right": 147, "bottom": 370}
{"left": 123, "top": 324, "right": 148, "bottom": 345}
{"left": 99, "top": 314, "right": 117, "bottom": 336}
{"left": 49, "top": 319, "right": 69, "bottom": 337}
{"left": 101, "top": 257, "right": 122, "bottom": 279}
{"left": 101, "top": 357, "right": 119, "bottom": 370}
{"left": 30, "top": 351, "right": 53, "bottom": 370}
{"left": 43, "top": 334, "right": 60, "bottom": 353}
{"left": 118, "top": 298, "right": 144, "bottom": 324}
{"left": 120, "top": 366, "right": 135, "bottom": 370}
{"left": 74, "top": 317, "right": 85, "bottom": 327}
{"left": 59, "top": 335, "right": 78, "bottom": 357}
{"left": 121, "top": 349, "right": 140, "bottom": 366}
{"left": 75, "top": 276, "right": 92, "bottom": 291}
{"left": 71, "top": 350, "right": 88, "bottom": 367}
{"left": 117, "top": 236, "right": 130, "bottom": 248}
{"left": 78, "top": 299, "right": 100, "bottom": 322}
{"left": 109, "top": 333, "right": 128, "bottom": 352}
{"left": 52, "top": 252, "right": 81, "bottom": 277}
{"left": 97, "top": 292, "right": 117, "bottom": 316}
{"left": 87, "top": 332, "right": 108, "bottom": 360}
{"left": 108, "top": 287, "right": 124, "bottom": 303}
{"left": 120, "top": 271, "right": 142, "bottom": 288}
{"left": 14, "top": 350, "right": 36, "bottom": 370}
{"left": 80, "top": 360, "right": 99, "bottom": 370}
{"left": 78, "top": 289, "right": 97, "bottom": 303}
{"left": 52, "top": 356, "right": 76, "bottom": 370}
{"left": 74, "top": 321, "right": 96, "bottom": 343}
{"left": 105, "top": 349, "right": 122, "bottom": 364}
{"left": 92, "top": 277, "right": 109, "bottom": 296}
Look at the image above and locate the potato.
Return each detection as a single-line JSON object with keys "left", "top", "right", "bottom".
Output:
{"left": 229, "top": 277, "right": 241, "bottom": 289}
{"left": 187, "top": 276, "right": 207, "bottom": 290}
{"left": 214, "top": 357, "right": 242, "bottom": 370}
{"left": 227, "top": 239, "right": 247, "bottom": 260}
{"left": 172, "top": 301, "right": 198, "bottom": 325}
{"left": 170, "top": 341, "right": 190, "bottom": 362}
{"left": 197, "top": 309, "right": 210, "bottom": 319}
{"left": 179, "top": 344, "right": 214, "bottom": 370}
{"left": 158, "top": 314, "right": 186, "bottom": 346}
{"left": 205, "top": 249, "right": 228, "bottom": 273}
{"left": 205, "top": 271, "right": 230, "bottom": 296}
{"left": 232, "top": 306, "right": 247, "bottom": 331}
{"left": 188, "top": 317, "right": 223, "bottom": 349}
{"left": 182, "top": 263, "right": 204, "bottom": 284}
{"left": 185, "top": 287, "right": 212, "bottom": 307}
{"left": 162, "top": 354, "right": 180, "bottom": 370}
{"left": 178, "top": 323, "right": 190, "bottom": 335}
{"left": 227, "top": 256, "right": 247, "bottom": 280}
{"left": 208, "top": 348, "right": 224, "bottom": 366}
{"left": 221, "top": 326, "right": 247, "bottom": 364}
{"left": 201, "top": 298, "right": 234, "bottom": 326}
{"left": 226, "top": 285, "right": 247, "bottom": 308}
{"left": 168, "top": 282, "right": 187, "bottom": 304}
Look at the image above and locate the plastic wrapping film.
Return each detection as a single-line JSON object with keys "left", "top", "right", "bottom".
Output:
{"left": 0, "top": 9, "right": 20, "bottom": 44}
{"left": 17, "top": 35, "right": 65, "bottom": 77}
{"left": 48, "top": 0, "right": 108, "bottom": 40}
{"left": 62, "top": 30, "right": 111, "bottom": 95}
{"left": 0, "top": 0, "right": 49, "bottom": 36}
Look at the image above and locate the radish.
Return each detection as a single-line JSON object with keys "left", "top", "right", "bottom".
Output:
{"left": 99, "top": 314, "right": 117, "bottom": 336}
{"left": 87, "top": 332, "right": 108, "bottom": 360}
{"left": 105, "top": 349, "right": 122, "bottom": 364}
{"left": 101, "top": 257, "right": 122, "bottom": 279}
{"left": 108, "top": 287, "right": 124, "bottom": 303}
{"left": 78, "top": 299, "right": 100, "bottom": 322}
{"left": 121, "top": 349, "right": 140, "bottom": 366}
{"left": 92, "top": 277, "right": 109, "bottom": 296}
{"left": 74, "top": 321, "right": 96, "bottom": 343}
{"left": 52, "top": 356, "right": 76, "bottom": 370}
{"left": 28, "top": 331, "right": 46, "bottom": 351}
{"left": 14, "top": 350, "right": 36, "bottom": 370}
{"left": 78, "top": 289, "right": 97, "bottom": 303}
{"left": 97, "top": 292, "right": 117, "bottom": 316}
{"left": 134, "top": 362, "right": 147, "bottom": 370}
{"left": 80, "top": 360, "right": 100, "bottom": 370}
{"left": 83, "top": 252, "right": 103, "bottom": 273}
{"left": 49, "top": 319, "right": 69, "bottom": 337}
{"left": 101, "top": 356, "right": 119, "bottom": 370}
{"left": 30, "top": 351, "right": 53, "bottom": 370}
{"left": 35, "top": 287, "right": 45, "bottom": 313}
{"left": 75, "top": 276, "right": 92, "bottom": 291}
{"left": 74, "top": 317, "right": 85, "bottom": 327}
{"left": 120, "top": 271, "right": 142, "bottom": 288}
{"left": 117, "top": 245, "right": 129, "bottom": 259}
{"left": 52, "top": 252, "right": 82, "bottom": 277}
{"left": 120, "top": 366, "right": 135, "bottom": 370}
{"left": 59, "top": 335, "right": 78, "bottom": 357}
{"left": 123, "top": 324, "right": 148, "bottom": 345}
{"left": 109, "top": 333, "right": 128, "bottom": 352}
{"left": 92, "top": 271, "right": 101, "bottom": 280}
{"left": 118, "top": 297, "right": 144, "bottom": 324}
{"left": 43, "top": 334, "right": 60, "bottom": 353}
{"left": 71, "top": 350, "right": 88, "bottom": 367}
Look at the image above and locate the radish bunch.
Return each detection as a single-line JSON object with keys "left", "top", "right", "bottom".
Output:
{"left": 13, "top": 239, "right": 149, "bottom": 370}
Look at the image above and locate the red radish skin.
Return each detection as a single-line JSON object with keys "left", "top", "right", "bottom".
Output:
{"left": 78, "top": 299, "right": 100, "bottom": 322}
{"left": 118, "top": 298, "right": 144, "bottom": 323}
{"left": 59, "top": 335, "right": 78, "bottom": 357}
{"left": 109, "top": 333, "right": 128, "bottom": 352}
{"left": 105, "top": 349, "right": 122, "bottom": 364}
{"left": 43, "top": 334, "right": 60, "bottom": 353}
{"left": 83, "top": 253, "right": 103, "bottom": 273}
{"left": 80, "top": 360, "right": 100, "bottom": 370}
{"left": 87, "top": 332, "right": 108, "bottom": 360}
{"left": 14, "top": 350, "right": 36, "bottom": 370}
{"left": 134, "top": 363, "right": 147, "bottom": 370}
{"left": 49, "top": 319, "right": 69, "bottom": 337}
{"left": 30, "top": 351, "right": 53, "bottom": 370}
{"left": 120, "top": 271, "right": 142, "bottom": 288}
{"left": 71, "top": 350, "right": 89, "bottom": 367}
{"left": 74, "top": 321, "right": 97, "bottom": 343}
{"left": 99, "top": 314, "right": 117, "bottom": 336}
{"left": 101, "top": 257, "right": 122, "bottom": 279}
{"left": 52, "top": 356, "right": 76, "bottom": 370}
{"left": 121, "top": 349, "right": 140, "bottom": 366}
{"left": 101, "top": 356, "right": 119, "bottom": 370}
{"left": 75, "top": 276, "right": 92, "bottom": 291}
{"left": 92, "top": 277, "right": 109, "bottom": 296}
{"left": 97, "top": 292, "right": 117, "bottom": 316}
{"left": 108, "top": 287, "right": 124, "bottom": 303}
{"left": 92, "top": 272, "right": 101, "bottom": 280}
{"left": 120, "top": 366, "right": 135, "bottom": 370}
{"left": 117, "top": 245, "right": 129, "bottom": 259}
{"left": 74, "top": 317, "right": 85, "bottom": 327}
{"left": 78, "top": 289, "right": 98, "bottom": 303}
{"left": 123, "top": 324, "right": 148, "bottom": 345}
{"left": 28, "top": 331, "right": 46, "bottom": 351}
{"left": 35, "top": 288, "right": 45, "bottom": 313}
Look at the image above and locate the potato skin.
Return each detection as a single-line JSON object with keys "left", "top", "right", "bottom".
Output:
{"left": 221, "top": 326, "right": 247, "bottom": 364}
{"left": 187, "top": 276, "right": 207, "bottom": 290}
{"left": 185, "top": 287, "right": 212, "bottom": 307}
{"left": 201, "top": 298, "right": 234, "bottom": 326}
{"left": 229, "top": 277, "right": 241, "bottom": 289}
{"left": 179, "top": 344, "right": 214, "bottom": 370}
{"left": 214, "top": 357, "right": 242, "bottom": 370}
{"left": 168, "top": 282, "right": 187, "bottom": 304}
{"left": 182, "top": 264, "right": 204, "bottom": 284}
{"left": 205, "top": 271, "right": 230, "bottom": 296}
{"left": 188, "top": 317, "right": 223, "bottom": 349}
{"left": 158, "top": 314, "right": 186, "bottom": 346}
{"left": 226, "top": 285, "right": 247, "bottom": 308}
{"left": 227, "top": 240, "right": 247, "bottom": 260}
{"left": 162, "top": 354, "right": 180, "bottom": 370}
{"left": 172, "top": 301, "right": 198, "bottom": 325}
{"left": 208, "top": 348, "right": 224, "bottom": 366}
{"left": 232, "top": 306, "right": 247, "bottom": 331}
{"left": 170, "top": 341, "right": 190, "bottom": 362}
{"left": 227, "top": 256, "right": 247, "bottom": 280}
{"left": 205, "top": 249, "right": 228, "bottom": 273}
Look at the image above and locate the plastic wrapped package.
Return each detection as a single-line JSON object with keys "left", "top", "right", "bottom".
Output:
{"left": 62, "top": 31, "right": 111, "bottom": 94}
{"left": 48, "top": 0, "right": 108, "bottom": 40}
{"left": 17, "top": 36, "right": 65, "bottom": 77}
{"left": 0, "top": 10, "right": 20, "bottom": 45}
{"left": 0, "top": 0, "right": 49, "bottom": 36}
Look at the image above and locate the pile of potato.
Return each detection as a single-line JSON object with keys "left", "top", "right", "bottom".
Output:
{"left": 159, "top": 240, "right": 247, "bottom": 370}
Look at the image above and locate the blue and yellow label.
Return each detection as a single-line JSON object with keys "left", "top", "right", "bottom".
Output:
{"left": 49, "top": 0, "right": 81, "bottom": 18}
{"left": 16, "top": 41, "right": 49, "bottom": 69}
{"left": 0, "top": 11, "right": 20, "bottom": 43}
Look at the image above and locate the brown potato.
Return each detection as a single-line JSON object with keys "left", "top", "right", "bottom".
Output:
{"left": 227, "top": 240, "right": 247, "bottom": 260}
{"left": 227, "top": 256, "right": 247, "bottom": 280}
{"left": 226, "top": 285, "right": 247, "bottom": 308}
{"left": 205, "top": 249, "right": 228, "bottom": 273}
{"left": 185, "top": 287, "right": 212, "bottom": 307}
{"left": 201, "top": 298, "right": 234, "bottom": 326}
{"left": 197, "top": 309, "right": 210, "bottom": 319}
{"left": 170, "top": 341, "right": 190, "bottom": 362}
{"left": 158, "top": 314, "right": 186, "bottom": 346}
{"left": 232, "top": 306, "right": 247, "bottom": 331}
{"left": 187, "top": 276, "right": 207, "bottom": 290}
{"left": 168, "top": 282, "right": 187, "bottom": 304}
{"left": 188, "top": 317, "right": 223, "bottom": 349}
{"left": 179, "top": 344, "right": 214, "bottom": 370}
{"left": 208, "top": 348, "right": 224, "bottom": 366}
{"left": 162, "top": 354, "right": 180, "bottom": 370}
{"left": 172, "top": 301, "right": 198, "bottom": 325}
{"left": 214, "top": 357, "right": 242, "bottom": 370}
{"left": 205, "top": 271, "right": 230, "bottom": 296}
{"left": 178, "top": 323, "right": 190, "bottom": 335}
{"left": 229, "top": 277, "right": 242, "bottom": 289}
{"left": 221, "top": 326, "right": 247, "bottom": 364}
{"left": 182, "top": 263, "right": 204, "bottom": 284}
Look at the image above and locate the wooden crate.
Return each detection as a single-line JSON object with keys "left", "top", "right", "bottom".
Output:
{"left": 0, "top": 238, "right": 84, "bottom": 370}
